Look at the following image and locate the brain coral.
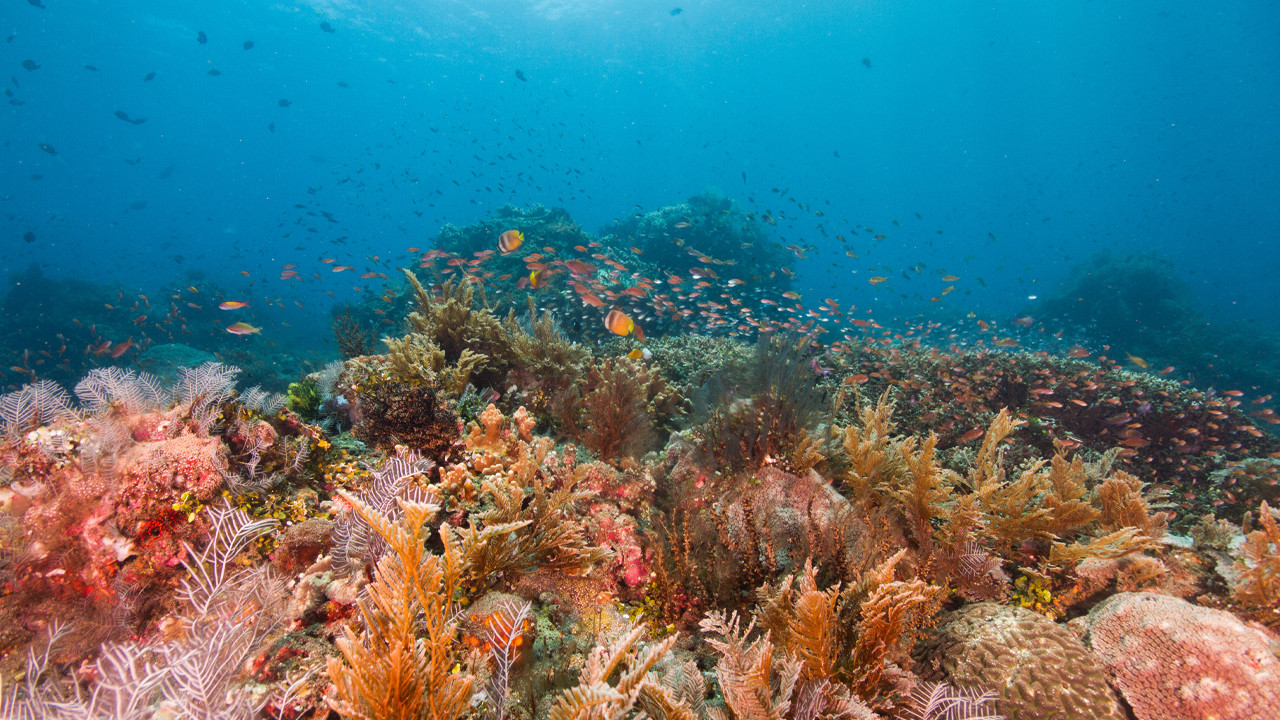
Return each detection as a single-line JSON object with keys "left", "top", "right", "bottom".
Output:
{"left": 914, "top": 602, "right": 1125, "bottom": 720}
{"left": 1077, "top": 591, "right": 1280, "bottom": 720}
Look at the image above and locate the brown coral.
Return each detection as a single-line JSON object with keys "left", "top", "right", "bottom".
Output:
{"left": 915, "top": 602, "right": 1126, "bottom": 720}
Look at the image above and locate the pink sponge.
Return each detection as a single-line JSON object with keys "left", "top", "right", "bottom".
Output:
{"left": 1078, "top": 592, "right": 1280, "bottom": 720}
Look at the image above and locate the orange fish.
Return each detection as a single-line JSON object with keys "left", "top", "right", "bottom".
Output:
{"left": 225, "top": 321, "right": 261, "bottom": 336}
{"left": 869, "top": 276, "right": 888, "bottom": 285}
{"left": 958, "top": 427, "right": 985, "bottom": 443}
{"left": 218, "top": 301, "right": 250, "bottom": 310}
{"left": 566, "top": 259, "right": 596, "bottom": 275}
{"left": 604, "top": 309, "right": 642, "bottom": 341}
{"left": 529, "top": 269, "right": 543, "bottom": 289}
{"left": 498, "top": 229, "right": 524, "bottom": 254}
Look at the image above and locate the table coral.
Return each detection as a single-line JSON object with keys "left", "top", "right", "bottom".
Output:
{"left": 1077, "top": 591, "right": 1280, "bottom": 720}
{"left": 915, "top": 602, "right": 1126, "bottom": 720}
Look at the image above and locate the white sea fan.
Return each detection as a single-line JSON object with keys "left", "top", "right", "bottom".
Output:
{"left": 177, "top": 362, "right": 240, "bottom": 435}
{"left": 897, "top": 681, "right": 1004, "bottom": 720}
{"left": 332, "top": 449, "right": 437, "bottom": 578}
{"left": 0, "top": 379, "right": 76, "bottom": 439}
{"left": 238, "top": 385, "right": 286, "bottom": 415}
{"left": 74, "top": 366, "right": 168, "bottom": 415}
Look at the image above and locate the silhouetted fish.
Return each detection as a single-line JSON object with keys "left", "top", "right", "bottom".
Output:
{"left": 38, "top": 142, "right": 56, "bottom": 155}
{"left": 23, "top": 231, "right": 35, "bottom": 243}
{"left": 84, "top": 64, "right": 98, "bottom": 71}
{"left": 515, "top": 69, "right": 527, "bottom": 81}
{"left": 197, "top": 30, "right": 208, "bottom": 44}
{"left": 113, "top": 110, "right": 147, "bottom": 125}
{"left": 671, "top": 7, "right": 682, "bottom": 15}
{"left": 143, "top": 71, "right": 155, "bottom": 82}
{"left": 29, "top": 0, "right": 45, "bottom": 8}
{"left": 243, "top": 40, "right": 254, "bottom": 50}
{"left": 278, "top": 98, "right": 291, "bottom": 107}
{"left": 21, "top": 59, "right": 38, "bottom": 71}
{"left": 320, "top": 21, "right": 335, "bottom": 34}
{"left": 207, "top": 68, "right": 221, "bottom": 76}
{"left": 158, "top": 163, "right": 174, "bottom": 179}
{"left": 861, "top": 57, "right": 872, "bottom": 69}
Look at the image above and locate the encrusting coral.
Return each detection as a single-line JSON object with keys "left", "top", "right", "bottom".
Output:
{"left": 1077, "top": 592, "right": 1280, "bottom": 720}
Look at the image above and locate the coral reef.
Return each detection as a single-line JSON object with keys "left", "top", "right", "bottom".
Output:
{"left": 1077, "top": 592, "right": 1280, "bottom": 720}
{"left": 5, "top": 266, "right": 1280, "bottom": 720}
{"left": 826, "top": 339, "right": 1280, "bottom": 525}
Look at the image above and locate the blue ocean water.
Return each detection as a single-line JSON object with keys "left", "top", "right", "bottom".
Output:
{"left": 3, "top": 0, "right": 1279, "bottom": 389}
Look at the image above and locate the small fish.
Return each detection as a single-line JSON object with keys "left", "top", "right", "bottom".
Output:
{"left": 197, "top": 30, "right": 208, "bottom": 45}
{"left": 1125, "top": 353, "right": 1149, "bottom": 369}
{"left": 278, "top": 98, "right": 291, "bottom": 107}
{"left": 243, "top": 40, "right": 255, "bottom": 50}
{"left": 498, "top": 229, "right": 524, "bottom": 254}
{"left": 319, "top": 21, "right": 336, "bottom": 34}
{"left": 143, "top": 71, "right": 156, "bottom": 82}
{"left": 781, "top": 291, "right": 801, "bottom": 300}
{"left": 218, "top": 301, "right": 250, "bottom": 310}
{"left": 22, "top": 231, "right": 35, "bottom": 243}
{"left": 1067, "top": 346, "right": 1090, "bottom": 358}
{"left": 868, "top": 276, "right": 888, "bottom": 285}
{"left": 958, "top": 427, "right": 984, "bottom": 443}
{"left": 38, "top": 142, "right": 57, "bottom": 155}
{"left": 1011, "top": 316, "right": 1033, "bottom": 327}
{"left": 528, "top": 269, "right": 543, "bottom": 289}
{"left": 110, "top": 339, "right": 135, "bottom": 358}
{"left": 225, "top": 321, "right": 261, "bottom": 336}
{"left": 207, "top": 68, "right": 222, "bottom": 76}
{"left": 941, "top": 275, "right": 959, "bottom": 282}
{"left": 515, "top": 69, "right": 527, "bottom": 82}
{"left": 21, "top": 59, "right": 39, "bottom": 71}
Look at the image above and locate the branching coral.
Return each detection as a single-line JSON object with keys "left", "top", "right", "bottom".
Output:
{"left": 1231, "top": 500, "right": 1280, "bottom": 613}
{"left": 580, "top": 357, "right": 658, "bottom": 463}
{"left": 326, "top": 490, "right": 475, "bottom": 720}
{"left": 385, "top": 270, "right": 509, "bottom": 391}
{"left": 546, "top": 624, "right": 680, "bottom": 720}
{"left": 697, "top": 335, "right": 828, "bottom": 474}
